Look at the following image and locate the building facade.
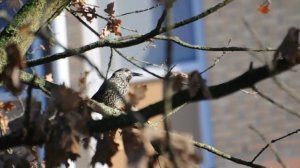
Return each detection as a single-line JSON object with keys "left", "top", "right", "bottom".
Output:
{"left": 1, "top": 0, "right": 299, "bottom": 168}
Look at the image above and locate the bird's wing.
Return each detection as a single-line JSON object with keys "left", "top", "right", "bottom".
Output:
{"left": 91, "top": 80, "right": 107, "bottom": 102}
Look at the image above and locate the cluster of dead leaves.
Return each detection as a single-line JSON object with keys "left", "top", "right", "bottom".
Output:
{"left": 170, "top": 71, "right": 211, "bottom": 98}
{"left": 273, "top": 27, "right": 300, "bottom": 66}
{"left": 44, "top": 85, "right": 92, "bottom": 167}
{"left": 0, "top": 44, "right": 25, "bottom": 95}
{"left": 122, "top": 127, "right": 201, "bottom": 168}
{"left": 91, "top": 130, "right": 119, "bottom": 167}
{"left": 70, "top": 0, "right": 97, "bottom": 22}
{"left": 0, "top": 105, "right": 40, "bottom": 168}
{"left": 100, "top": 2, "right": 122, "bottom": 38}
{"left": 0, "top": 101, "right": 16, "bottom": 112}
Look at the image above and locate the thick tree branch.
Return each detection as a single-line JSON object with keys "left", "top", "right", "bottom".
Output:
{"left": 87, "top": 60, "right": 298, "bottom": 133}
{"left": 0, "top": 27, "right": 295, "bottom": 152}
{"left": 3, "top": 58, "right": 295, "bottom": 151}
{"left": 0, "top": 0, "right": 70, "bottom": 72}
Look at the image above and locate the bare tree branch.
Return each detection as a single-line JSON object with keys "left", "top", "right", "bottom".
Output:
{"left": 154, "top": 35, "right": 276, "bottom": 52}
{"left": 250, "top": 127, "right": 300, "bottom": 163}
{"left": 114, "top": 49, "right": 164, "bottom": 79}
{"left": 252, "top": 86, "right": 300, "bottom": 118}
{"left": 26, "top": 0, "right": 234, "bottom": 67}
{"left": 115, "top": 3, "right": 161, "bottom": 17}
{"left": 193, "top": 140, "right": 266, "bottom": 168}
{"left": 249, "top": 125, "right": 287, "bottom": 168}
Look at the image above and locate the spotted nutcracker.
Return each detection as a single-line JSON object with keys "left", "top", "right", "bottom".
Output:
{"left": 92, "top": 68, "right": 142, "bottom": 110}
{"left": 90, "top": 68, "right": 142, "bottom": 165}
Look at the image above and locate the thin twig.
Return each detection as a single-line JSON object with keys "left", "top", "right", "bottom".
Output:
{"left": 27, "top": 0, "right": 234, "bottom": 67}
{"left": 115, "top": 3, "right": 161, "bottom": 17}
{"left": 114, "top": 49, "right": 164, "bottom": 79}
{"left": 252, "top": 86, "right": 300, "bottom": 118}
{"left": 251, "top": 127, "right": 300, "bottom": 163}
{"left": 129, "top": 57, "right": 168, "bottom": 71}
{"left": 147, "top": 103, "right": 187, "bottom": 128}
{"left": 154, "top": 35, "right": 275, "bottom": 52}
{"left": 159, "top": 0, "right": 234, "bottom": 33}
{"left": 16, "top": 96, "right": 25, "bottom": 113}
{"left": 76, "top": 54, "right": 105, "bottom": 79}
{"left": 272, "top": 76, "right": 300, "bottom": 104}
{"left": 249, "top": 125, "right": 287, "bottom": 168}
{"left": 200, "top": 39, "right": 231, "bottom": 74}
{"left": 66, "top": 8, "right": 100, "bottom": 37}
{"left": 106, "top": 48, "right": 114, "bottom": 79}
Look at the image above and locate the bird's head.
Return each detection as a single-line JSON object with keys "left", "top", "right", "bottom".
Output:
{"left": 111, "top": 68, "right": 142, "bottom": 82}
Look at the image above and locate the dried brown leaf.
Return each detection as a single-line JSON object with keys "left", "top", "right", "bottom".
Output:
{"left": 104, "top": 2, "right": 115, "bottom": 16}
{"left": 121, "top": 127, "right": 201, "bottom": 168}
{"left": 188, "top": 71, "right": 203, "bottom": 98}
{"left": 84, "top": 7, "right": 97, "bottom": 22}
{"left": 99, "top": 26, "right": 111, "bottom": 38}
{"left": 126, "top": 84, "right": 147, "bottom": 106}
{"left": 45, "top": 122, "right": 81, "bottom": 167}
{"left": 188, "top": 71, "right": 211, "bottom": 98}
{"left": 144, "top": 128, "right": 201, "bottom": 168}
{"left": 71, "top": 1, "right": 97, "bottom": 22}
{"left": 100, "top": 18, "right": 122, "bottom": 38}
{"left": 91, "top": 130, "right": 119, "bottom": 167}
{"left": 0, "top": 101, "right": 16, "bottom": 112}
{"left": 0, "top": 44, "right": 25, "bottom": 95}
{"left": 273, "top": 27, "right": 300, "bottom": 66}
{"left": 51, "top": 85, "right": 81, "bottom": 113}
{"left": 122, "top": 127, "right": 150, "bottom": 167}
{"left": 170, "top": 71, "right": 188, "bottom": 92}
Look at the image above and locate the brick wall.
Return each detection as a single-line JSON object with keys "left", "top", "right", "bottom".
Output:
{"left": 203, "top": 0, "right": 300, "bottom": 167}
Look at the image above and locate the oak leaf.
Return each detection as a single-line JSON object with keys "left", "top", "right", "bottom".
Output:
{"left": 91, "top": 130, "right": 119, "bottom": 167}
{"left": 170, "top": 71, "right": 188, "bottom": 92}
{"left": 188, "top": 71, "right": 211, "bottom": 98}
{"left": 273, "top": 27, "right": 300, "bottom": 66}
{"left": 104, "top": 2, "right": 115, "bottom": 16}
{"left": 0, "top": 101, "right": 16, "bottom": 112}
{"left": 51, "top": 85, "right": 81, "bottom": 113}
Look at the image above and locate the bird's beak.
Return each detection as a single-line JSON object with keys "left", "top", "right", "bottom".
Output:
{"left": 131, "top": 72, "right": 143, "bottom": 77}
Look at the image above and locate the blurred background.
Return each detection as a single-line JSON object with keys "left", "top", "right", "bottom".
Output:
{"left": 1, "top": 0, "right": 300, "bottom": 168}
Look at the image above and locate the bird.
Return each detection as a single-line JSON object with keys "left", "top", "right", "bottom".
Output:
{"left": 90, "top": 68, "right": 142, "bottom": 166}
{"left": 92, "top": 68, "right": 142, "bottom": 110}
